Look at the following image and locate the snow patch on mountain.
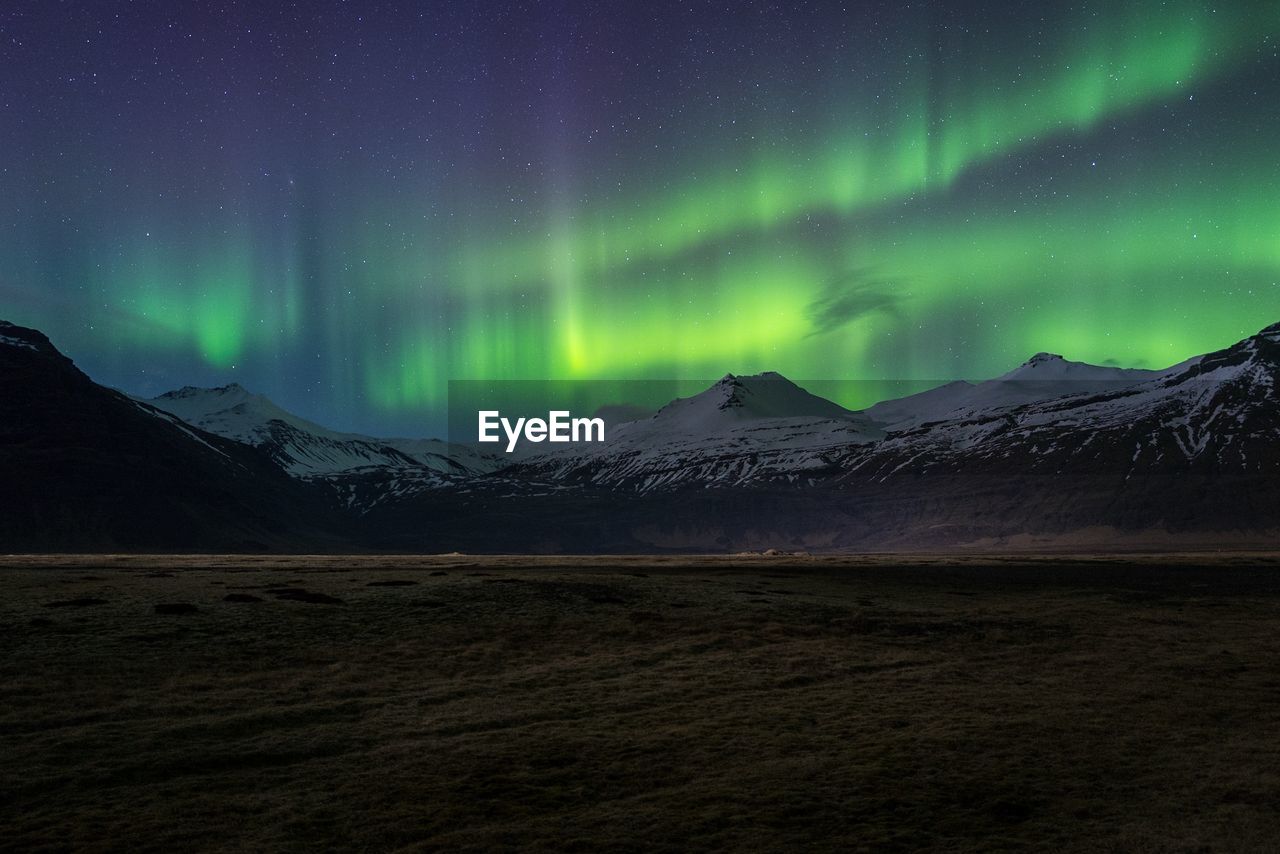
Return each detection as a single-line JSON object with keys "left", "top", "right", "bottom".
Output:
{"left": 131, "top": 399, "right": 234, "bottom": 461}
{"left": 863, "top": 352, "right": 1179, "bottom": 430}
{"left": 0, "top": 333, "right": 38, "bottom": 351}
{"left": 144, "top": 384, "right": 500, "bottom": 478}
{"left": 0, "top": 321, "right": 58, "bottom": 355}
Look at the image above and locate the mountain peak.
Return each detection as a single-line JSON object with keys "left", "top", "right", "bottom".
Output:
{"left": 996, "top": 350, "right": 1156, "bottom": 385}
{"left": 1258, "top": 321, "right": 1280, "bottom": 340}
{"left": 714, "top": 373, "right": 741, "bottom": 391}
{"left": 146, "top": 383, "right": 301, "bottom": 445}
{"left": 0, "top": 320, "right": 69, "bottom": 362}
{"left": 711, "top": 372, "right": 801, "bottom": 410}
{"left": 159, "top": 382, "right": 255, "bottom": 402}
{"left": 716, "top": 370, "right": 787, "bottom": 385}
{"left": 651, "top": 371, "right": 857, "bottom": 426}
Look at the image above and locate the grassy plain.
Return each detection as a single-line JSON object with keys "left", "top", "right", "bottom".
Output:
{"left": 3, "top": 553, "right": 1280, "bottom": 852}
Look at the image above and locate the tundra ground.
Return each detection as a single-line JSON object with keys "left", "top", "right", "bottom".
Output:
{"left": 3, "top": 553, "right": 1280, "bottom": 852}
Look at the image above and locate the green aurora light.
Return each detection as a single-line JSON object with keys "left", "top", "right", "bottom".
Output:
{"left": 1, "top": 0, "right": 1277, "bottom": 433}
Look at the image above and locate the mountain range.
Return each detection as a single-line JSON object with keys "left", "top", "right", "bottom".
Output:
{"left": 3, "top": 317, "right": 1277, "bottom": 551}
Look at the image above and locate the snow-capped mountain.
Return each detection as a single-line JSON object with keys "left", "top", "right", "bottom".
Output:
{"left": 841, "top": 324, "right": 1278, "bottom": 482}
{"left": 507, "top": 372, "right": 884, "bottom": 490}
{"left": 860, "top": 352, "right": 1174, "bottom": 430}
{"left": 142, "top": 383, "right": 509, "bottom": 511}
{"left": 145, "top": 384, "right": 498, "bottom": 479}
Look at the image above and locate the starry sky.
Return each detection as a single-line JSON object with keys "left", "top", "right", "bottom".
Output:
{"left": 1, "top": 0, "right": 1278, "bottom": 435}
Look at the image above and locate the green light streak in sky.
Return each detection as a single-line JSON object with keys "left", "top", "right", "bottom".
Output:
{"left": 21, "top": 0, "right": 1275, "bottom": 427}
{"left": 446, "top": 0, "right": 1273, "bottom": 298}
{"left": 107, "top": 235, "right": 285, "bottom": 369}
{"left": 361, "top": 120, "right": 1280, "bottom": 410}
{"left": 320, "top": 0, "right": 1280, "bottom": 414}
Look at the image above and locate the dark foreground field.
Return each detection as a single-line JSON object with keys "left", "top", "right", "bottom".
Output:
{"left": 4, "top": 554, "right": 1280, "bottom": 852}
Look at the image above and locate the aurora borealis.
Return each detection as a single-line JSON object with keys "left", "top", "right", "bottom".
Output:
{"left": 1, "top": 1, "right": 1278, "bottom": 434}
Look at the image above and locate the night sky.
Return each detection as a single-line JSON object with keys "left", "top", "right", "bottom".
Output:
{"left": 2, "top": 1, "right": 1278, "bottom": 435}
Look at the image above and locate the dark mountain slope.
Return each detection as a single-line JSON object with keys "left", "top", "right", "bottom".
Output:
{"left": 0, "top": 321, "right": 346, "bottom": 551}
